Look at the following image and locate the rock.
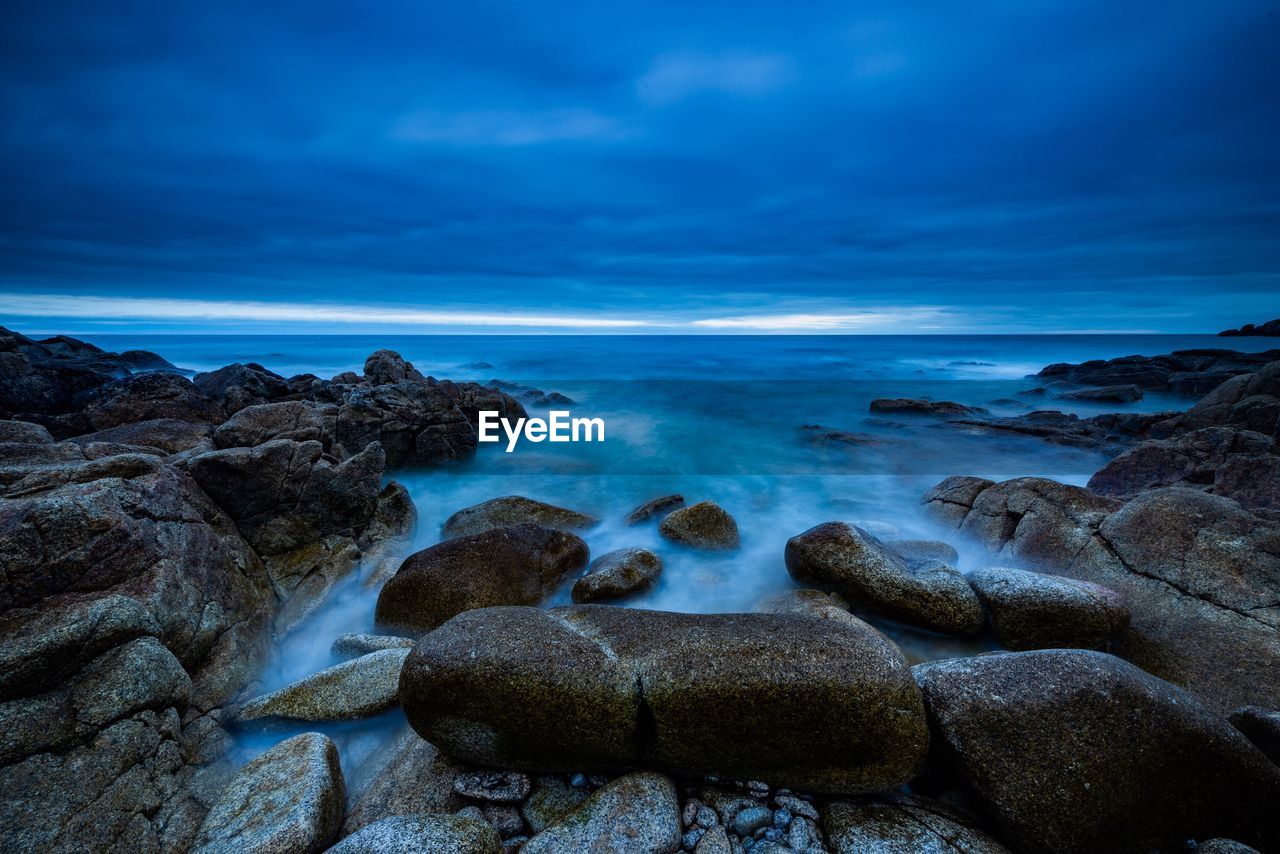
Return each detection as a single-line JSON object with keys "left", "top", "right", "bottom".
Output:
{"left": 80, "top": 372, "right": 224, "bottom": 431}
{"left": 920, "top": 477, "right": 996, "bottom": 527}
{"left": 695, "top": 825, "right": 732, "bottom": 853}
{"left": 785, "top": 522, "right": 984, "bottom": 635}
{"left": 572, "top": 548, "right": 663, "bottom": 603}
{"left": 0, "top": 420, "right": 53, "bottom": 443}
{"left": 522, "top": 776, "right": 592, "bottom": 834}
{"left": 824, "top": 795, "right": 1009, "bottom": 853}
{"left": 400, "top": 606, "right": 928, "bottom": 793}
{"left": 375, "top": 524, "right": 589, "bottom": 634}
{"left": 625, "top": 493, "right": 685, "bottom": 525}
{"left": 1195, "top": 841, "right": 1263, "bottom": 853}
{"left": 328, "top": 814, "right": 500, "bottom": 854}
{"left": 869, "top": 398, "right": 988, "bottom": 417}
{"left": 66, "top": 417, "right": 215, "bottom": 454}
{"left": 441, "top": 495, "right": 598, "bottom": 539}
{"left": 520, "top": 772, "right": 680, "bottom": 854}
{"left": 192, "top": 732, "right": 346, "bottom": 854}
{"left": 213, "top": 401, "right": 334, "bottom": 451}
{"left": 1229, "top": 706, "right": 1280, "bottom": 766}
{"left": 913, "top": 649, "right": 1280, "bottom": 853}
{"left": 193, "top": 362, "right": 291, "bottom": 414}
{"left": 949, "top": 409, "right": 1171, "bottom": 450}
{"left": 480, "top": 803, "right": 524, "bottom": 837}
{"left": 454, "top": 771, "right": 532, "bottom": 803}
{"left": 1054, "top": 383, "right": 1143, "bottom": 402}
{"left": 234, "top": 648, "right": 409, "bottom": 727}
{"left": 1219, "top": 318, "right": 1280, "bottom": 337}
{"left": 967, "top": 566, "right": 1129, "bottom": 651}
{"left": 732, "top": 804, "right": 773, "bottom": 837}
{"left": 884, "top": 539, "right": 959, "bottom": 565}
{"left": 1177, "top": 360, "right": 1280, "bottom": 436}
{"left": 364, "top": 349, "right": 426, "bottom": 385}
{"left": 923, "top": 477, "right": 1280, "bottom": 713}
{"left": 658, "top": 500, "right": 740, "bottom": 550}
{"left": 343, "top": 725, "right": 465, "bottom": 834}
{"left": 1037, "top": 348, "right": 1280, "bottom": 393}
{"left": 331, "top": 633, "right": 414, "bottom": 659}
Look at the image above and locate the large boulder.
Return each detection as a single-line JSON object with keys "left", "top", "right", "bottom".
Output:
{"left": 234, "top": 648, "right": 409, "bottom": 727}
{"left": 967, "top": 566, "right": 1128, "bottom": 651}
{"left": 192, "top": 732, "right": 346, "bottom": 853}
{"left": 363, "top": 349, "right": 426, "bottom": 385}
{"left": 213, "top": 401, "right": 335, "bottom": 452}
{"left": 375, "top": 524, "right": 588, "bottom": 634}
{"left": 572, "top": 547, "right": 663, "bottom": 603}
{"left": 1176, "top": 360, "right": 1280, "bottom": 436}
{"left": 328, "top": 814, "right": 500, "bottom": 854}
{"left": 923, "top": 477, "right": 1280, "bottom": 712}
{"left": 824, "top": 795, "right": 1009, "bottom": 853}
{"left": 913, "top": 650, "right": 1280, "bottom": 853}
{"left": 193, "top": 362, "right": 291, "bottom": 415}
{"left": 785, "top": 522, "right": 984, "bottom": 635}
{"left": 400, "top": 606, "right": 929, "bottom": 794}
{"left": 521, "top": 772, "right": 680, "bottom": 854}
{"left": 78, "top": 372, "right": 224, "bottom": 431}
{"left": 440, "top": 495, "right": 598, "bottom": 539}
{"left": 658, "top": 500, "right": 740, "bottom": 550}
{"left": 65, "top": 418, "right": 215, "bottom": 455}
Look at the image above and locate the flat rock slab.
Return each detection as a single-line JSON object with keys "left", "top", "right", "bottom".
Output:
{"left": 235, "top": 648, "right": 409, "bottom": 727}
{"left": 401, "top": 605, "right": 928, "bottom": 794}
{"left": 521, "top": 772, "right": 680, "bottom": 854}
{"left": 192, "top": 732, "right": 346, "bottom": 854}
{"left": 330, "top": 633, "right": 414, "bottom": 659}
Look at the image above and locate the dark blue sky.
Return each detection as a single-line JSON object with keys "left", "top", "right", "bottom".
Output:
{"left": 2, "top": 1, "right": 1277, "bottom": 333}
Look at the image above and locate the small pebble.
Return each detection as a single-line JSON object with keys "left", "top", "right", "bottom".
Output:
{"left": 774, "top": 794, "right": 819, "bottom": 821}
{"left": 683, "top": 798, "right": 702, "bottom": 827}
{"left": 587, "top": 774, "right": 608, "bottom": 786}
{"left": 733, "top": 805, "right": 773, "bottom": 838}
{"left": 481, "top": 803, "right": 524, "bottom": 838}
{"left": 570, "top": 773, "right": 588, "bottom": 788}
{"left": 456, "top": 805, "right": 485, "bottom": 823}
{"left": 683, "top": 827, "right": 706, "bottom": 849}
{"left": 747, "top": 780, "right": 769, "bottom": 797}
{"left": 772, "top": 808, "right": 791, "bottom": 829}
{"left": 696, "top": 805, "right": 719, "bottom": 828}
{"left": 454, "top": 770, "right": 531, "bottom": 802}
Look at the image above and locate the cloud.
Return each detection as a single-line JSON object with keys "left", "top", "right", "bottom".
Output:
{"left": 391, "top": 108, "right": 630, "bottom": 146}
{"left": 692, "top": 307, "right": 952, "bottom": 331}
{"left": 0, "top": 294, "right": 649, "bottom": 329}
{"left": 636, "top": 51, "right": 793, "bottom": 105}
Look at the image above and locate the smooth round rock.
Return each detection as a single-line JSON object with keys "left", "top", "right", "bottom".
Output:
{"left": 572, "top": 548, "right": 663, "bottom": 602}
{"left": 658, "top": 501, "right": 740, "bottom": 550}
{"left": 441, "top": 495, "right": 598, "bottom": 539}
{"left": 967, "top": 566, "right": 1129, "bottom": 651}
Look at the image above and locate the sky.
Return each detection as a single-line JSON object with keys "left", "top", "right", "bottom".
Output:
{"left": 1, "top": 1, "right": 1278, "bottom": 334}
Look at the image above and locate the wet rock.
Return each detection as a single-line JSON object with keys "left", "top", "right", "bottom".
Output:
{"left": 950, "top": 409, "right": 1170, "bottom": 450}
{"left": 884, "top": 538, "right": 959, "bottom": 565}
{"left": 785, "top": 522, "right": 983, "bottom": 635}
{"left": 658, "top": 500, "right": 740, "bottom": 550}
{"left": 920, "top": 477, "right": 995, "bottom": 527}
{"left": 454, "top": 771, "right": 532, "bottom": 803}
{"left": 923, "top": 477, "right": 1280, "bottom": 713}
{"left": 441, "top": 495, "right": 598, "bottom": 539}
{"left": 192, "top": 732, "right": 346, "bottom": 854}
{"left": 329, "top": 814, "right": 500, "bottom": 854}
{"left": 213, "top": 400, "right": 334, "bottom": 451}
{"left": 521, "top": 772, "right": 680, "bottom": 854}
{"left": 824, "top": 794, "right": 1009, "bottom": 853}
{"left": 364, "top": 349, "right": 427, "bottom": 385}
{"left": 522, "top": 776, "right": 591, "bottom": 834}
{"left": 234, "top": 648, "right": 409, "bottom": 727}
{"left": 1229, "top": 706, "right": 1280, "bottom": 765}
{"left": 400, "top": 606, "right": 928, "bottom": 793}
{"left": 343, "top": 725, "right": 465, "bottom": 834}
{"left": 625, "top": 493, "right": 685, "bottom": 525}
{"left": 968, "top": 566, "right": 1129, "bottom": 651}
{"left": 869, "top": 398, "right": 988, "bottom": 417}
{"left": 914, "top": 649, "right": 1280, "bottom": 853}
{"left": 331, "top": 633, "right": 414, "bottom": 659}
{"left": 572, "top": 547, "right": 663, "bottom": 603}
{"left": 1055, "top": 383, "right": 1143, "bottom": 403}
{"left": 375, "top": 523, "right": 589, "bottom": 634}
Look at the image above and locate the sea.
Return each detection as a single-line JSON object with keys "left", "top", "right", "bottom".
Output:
{"left": 75, "top": 332, "right": 1276, "bottom": 769}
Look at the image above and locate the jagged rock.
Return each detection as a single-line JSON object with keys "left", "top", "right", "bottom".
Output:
{"left": 400, "top": 606, "right": 928, "bottom": 793}
{"left": 572, "top": 548, "right": 662, "bottom": 603}
{"left": 1037, "top": 349, "right": 1280, "bottom": 393}
{"left": 192, "top": 732, "right": 346, "bottom": 853}
{"left": 328, "top": 814, "right": 500, "bottom": 854}
{"left": 914, "top": 650, "right": 1280, "bottom": 853}
{"left": 923, "top": 477, "right": 1280, "bottom": 712}
{"left": 967, "top": 566, "right": 1128, "bottom": 651}
{"left": 441, "top": 495, "right": 598, "bottom": 539}
{"left": 520, "top": 772, "right": 680, "bottom": 854}
{"left": 363, "top": 349, "right": 426, "bottom": 385}
{"left": 1176, "top": 360, "right": 1280, "bottom": 436}
{"left": 785, "top": 522, "right": 984, "bottom": 635}
{"left": 343, "top": 725, "right": 465, "bottom": 834}
{"left": 658, "top": 500, "right": 740, "bottom": 550}
{"left": 78, "top": 372, "right": 223, "bottom": 432}
{"left": 375, "top": 524, "right": 588, "bottom": 634}
{"left": 625, "top": 493, "right": 685, "bottom": 524}
{"left": 213, "top": 400, "right": 335, "bottom": 451}
{"left": 331, "top": 633, "right": 414, "bottom": 659}
{"left": 824, "top": 795, "right": 1009, "bottom": 853}
{"left": 66, "top": 418, "right": 214, "bottom": 454}
{"left": 193, "top": 362, "right": 291, "bottom": 414}
{"left": 234, "top": 648, "right": 409, "bottom": 727}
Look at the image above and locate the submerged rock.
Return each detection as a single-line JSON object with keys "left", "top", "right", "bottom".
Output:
{"left": 967, "top": 566, "right": 1128, "bottom": 651}
{"left": 400, "top": 605, "right": 928, "bottom": 793}
{"left": 625, "top": 493, "right": 685, "bottom": 524}
{"left": 824, "top": 795, "right": 1009, "bottom": 853}
{"left": 329, "top": 814, "right": 500, "bottom": 854}
{"left": 234, "top": 648, "right": 409, "bottom": 727}
{"left": 440, "top": 495, "right": 598, "bottom": 539}
{"left": 520, "top": 772, "right": 680, "bottom": 854}
{"left": 869, "top": 398, "right": 988, "bottom": 417}
{"left": 375, "top": 524, "right": 589, "bottom": 634}
{"left": 192, "top": 732, "right": 346, "bottom": 854}
{"left": 658, "top": 500, "right": 740, "bottom": 550}
{"left": 785, "top": 522, "right": 983, "bottom": 635}
{"left": 914, "top": 650, "right": 1280, "bottom": 853}
{"left": 572, "top": 547, "right": 663, "bottom": 602}
{"left": 1055, "top": 383, "right": 1143, "bottom": 403}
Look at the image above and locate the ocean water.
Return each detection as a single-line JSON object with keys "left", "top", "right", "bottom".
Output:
{"left": 78, "top": 332, "right": 1276, "bottom": 769}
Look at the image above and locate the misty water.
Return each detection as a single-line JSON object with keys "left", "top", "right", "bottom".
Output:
{"left": 78, "top": 332, "right": 1277, "bottom": 773}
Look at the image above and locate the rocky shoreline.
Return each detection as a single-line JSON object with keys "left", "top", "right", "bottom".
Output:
{"left": 2, "top": 326, "right": 1279, "bottom": 853}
